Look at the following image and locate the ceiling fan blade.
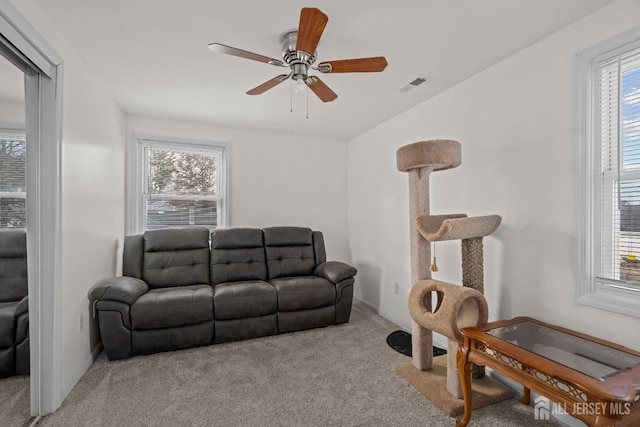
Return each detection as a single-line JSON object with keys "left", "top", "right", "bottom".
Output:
{"left": 208, "top": 43, "right": 284, "bottom": 67}
{"left": 246, "top": 74, "right": 289, "bottom": 95}
{"left": 296, "top": 8, "right": 328, "bottom": 57}
{"left": 317, "top": 57, "right": 388, "bottom": 73}
{"left": 305, "top": 76, "right": 337, "bottom": 102}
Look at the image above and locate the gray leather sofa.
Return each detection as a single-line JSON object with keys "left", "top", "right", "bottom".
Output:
{"left": 90, "top": 226, "right": 356, "bottom": 360}
{"left": 0, "top": 230, "right": 30, "bottom": 378}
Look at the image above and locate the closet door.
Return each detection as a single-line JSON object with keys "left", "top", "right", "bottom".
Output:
{"left": 0, "top": 1, "right": 63, "bottom": 416}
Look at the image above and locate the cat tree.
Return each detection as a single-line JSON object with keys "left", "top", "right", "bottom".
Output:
{"left": 395, "top": 139, "right": 512, "bottom": 416}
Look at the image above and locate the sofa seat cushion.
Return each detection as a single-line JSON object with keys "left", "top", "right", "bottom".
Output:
{"left": 0, "top": 301, "right": 17, "bottom": 310}
{"left": 214, "top": 314, "right": 277, "bottom": 344}
{"left": 131, "top": 285, "right": 213, "bottom": 330}
{"left": 214, "top": 281, "right": 277, "bottom": 320}
{"left": 271, "top": 276, "right": 336, "bottom": 312}
{"left": 0, "top": 305, "right": 16, "bottom": 347}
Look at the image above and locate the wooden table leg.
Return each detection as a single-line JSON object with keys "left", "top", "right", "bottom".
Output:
{"left": 521, "top": 386, "right": 531, "bottom": 405}
{"left": 456, "top": 344, "right": 473, "bottom": 427}
{"left": 593, "top": 414, "right": 617, "bottom": 427}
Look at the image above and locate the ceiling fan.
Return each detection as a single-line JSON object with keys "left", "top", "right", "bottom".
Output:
{"left": 208, "top": 7, "right": 388, "bottom": 103}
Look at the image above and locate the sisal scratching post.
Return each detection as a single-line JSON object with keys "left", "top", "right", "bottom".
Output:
{"left": 396, "top": 140, "right": 511, "bottom": 416}
{"left": 462, "top": 237, "right": 486, "bottom": 378}
{"left": 462, "top": 237, "right": 484, "bottom": 294}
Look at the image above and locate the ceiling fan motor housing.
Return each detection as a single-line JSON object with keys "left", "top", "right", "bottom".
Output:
{"left": 281, "top": 31, "right": 316, "bottom": 81}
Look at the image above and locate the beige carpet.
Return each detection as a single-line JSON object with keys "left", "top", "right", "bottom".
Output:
{"left": 37, "top": 304, "right": 559, "bottom": 426}
{"left": 396, "top": 356, "right": 514, "bottom": 416}
{"left": 0, "top": 374, "right": 31, "bottom": 427}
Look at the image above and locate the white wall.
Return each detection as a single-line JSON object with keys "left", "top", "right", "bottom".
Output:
{"left": 348, "top": 0, "right": 640, "bottom": 350}
{"left": 11, "top": 0, "right": 127, "bottom": 406}
{"left": 0, "top": 50, "right": 24, "bottom": 127}
{"left": 127, "top": 116, "right": 350, "bottom": 262}
{"left": 0, "top": 99, "right": 24, "bottom": 127}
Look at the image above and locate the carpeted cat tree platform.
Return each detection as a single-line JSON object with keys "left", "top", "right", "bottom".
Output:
{"left": 395, "top": 140, "right": 513, "bottom": 417}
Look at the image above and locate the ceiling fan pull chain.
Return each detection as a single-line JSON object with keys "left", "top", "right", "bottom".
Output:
{"left": 306, "top": 85, "right": 309, "bottom": 119}
{"left": 290, "top": 80, "right": 293, "bottom": 112}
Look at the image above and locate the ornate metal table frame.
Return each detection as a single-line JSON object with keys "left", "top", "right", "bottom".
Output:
{"left": 456, "top": 317, "right": 640, "bottom": 427}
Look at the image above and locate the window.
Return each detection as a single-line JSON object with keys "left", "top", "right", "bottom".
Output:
{"left": 130, "top": 135, "right": 228, "bottom": 233}
{"left": 0, "top": 130, "right": 26, "bottom": 228}
{"left": 576, "top": 28, "right": 640, "bottom": 317}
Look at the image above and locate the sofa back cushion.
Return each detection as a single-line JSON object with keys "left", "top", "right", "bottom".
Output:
{"left": 0, "top": 230, "right": 28, "bottom": 302}
{"left": 210, "top": 228, "right": 267, "bottom": 284}
{"left": 142, "top": 228, "right": 210, "bottom": 288}
{"left": 264, "top": 227, "right": 317, "bottom": 279}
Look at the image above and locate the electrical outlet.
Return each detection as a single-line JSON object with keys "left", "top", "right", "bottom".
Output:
{"left": 79, "top": 312, "right": 84, "bottom": 332}
{"left": 394, "top": 282, "right": 400, "bottom": 295}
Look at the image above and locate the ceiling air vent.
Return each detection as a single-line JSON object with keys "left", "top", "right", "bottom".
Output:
{"left": 399, "top": 76, "right": 429, "bottom": 93}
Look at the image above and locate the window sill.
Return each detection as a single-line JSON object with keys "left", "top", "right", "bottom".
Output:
{"left": 577, "top": 286, "right": 640, "bottom": 318}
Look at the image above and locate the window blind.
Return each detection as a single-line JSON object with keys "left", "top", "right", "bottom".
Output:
{"left": 596, "top": 45, "right": 640, "bottom": 289}
{"left": 140, "top": 139, "right": 223, "bottom": 230}
{"left": 0, "top": 132, "right": 26, "bottom": 228}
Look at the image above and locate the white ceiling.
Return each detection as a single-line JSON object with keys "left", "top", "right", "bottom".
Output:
{"left": 25, "top": 0, "right": 613, "bottom": 140}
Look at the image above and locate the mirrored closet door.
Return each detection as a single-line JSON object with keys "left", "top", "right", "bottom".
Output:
{"left": 0, "top": 49, "right": 30, "bottom": 427}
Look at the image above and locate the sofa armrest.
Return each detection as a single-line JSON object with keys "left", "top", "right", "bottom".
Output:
{"left": 314, "top": 261, "right": 357, "bottom": 284}
{"left": 90, "top": 276, "right": 149, "bottom": 305}
{"left": 14, "top": 295, "right": 29, "bottom": 318}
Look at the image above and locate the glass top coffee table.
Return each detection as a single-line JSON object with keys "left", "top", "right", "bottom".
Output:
{"left": 456, "top": 317, "right": 640, "bottom": 427}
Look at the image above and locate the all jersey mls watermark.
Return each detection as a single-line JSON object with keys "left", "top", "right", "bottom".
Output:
{"left": 534, "top": 396, "right": 631, "bottom": 420}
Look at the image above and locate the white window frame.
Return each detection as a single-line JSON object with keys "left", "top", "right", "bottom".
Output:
{"left": 576, "top": 26, "right": 640, "bottom": 317}
{"left": 128, "top": 134, "right": 229, "bottom": 234}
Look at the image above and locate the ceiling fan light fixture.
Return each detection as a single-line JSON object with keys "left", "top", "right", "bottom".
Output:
{"left": 294, "top": 78, "right": 306, "bottom": 94}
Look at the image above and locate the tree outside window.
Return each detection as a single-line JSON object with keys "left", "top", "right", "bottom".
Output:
{"left": 0, "top": 132, "right": 26, "bottom": 228}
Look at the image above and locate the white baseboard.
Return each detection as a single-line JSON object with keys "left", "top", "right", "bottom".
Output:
{"left": 353, "top": 296, "right": 448, "bottom": 349}
{"left": 354, "top": 296, "right": 410, "bottom": 332}
{"left": 59, "top": 342, "right": 103, "bottom": 405}
{"left": 91, "top": 342, "right": 104, "bottom": 361}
